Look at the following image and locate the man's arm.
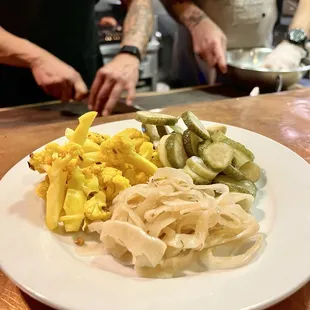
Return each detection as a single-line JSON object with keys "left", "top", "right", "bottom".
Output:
{"left": 289, "top": 0, "right": 310, "bottom": 36}
{"left": 160, "top": 0, "right": 207, "bottom": 31}
{"left": 121, "top": 0, "right": 154, "bottom": 57}
{"left": 159, "top": 0, "right": 227, "bottom": 73}
{"left": 0, "top": 27, "right": 87, "bottom": 101}
{"left": 0, "top": 27, "right": 43, "bottom": 67}
{"left": 263, "top": 0, "right": 310, "bottom": 70}
{"left": 88, "top": 0, "right": 154, "bottom": 116}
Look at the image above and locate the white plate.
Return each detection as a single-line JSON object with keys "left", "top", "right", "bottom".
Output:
{"left": 0, "top": 120, "right": 310, "bottom": 310}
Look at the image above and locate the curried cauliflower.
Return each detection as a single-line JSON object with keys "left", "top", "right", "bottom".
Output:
{"left": 87, "top": 132, "right": 110, "bottom": 145}
{"left": 44, "top": 152, "right": 77, "bottom": 230}
{"left": 115, "top": 128, "right": 150, "bottom": 152}
{"left": 138, "top": 142, "right": 163, "bottom": 170}
{"left": 100, "top": 135, "right": 158, "bottom": 176}
{"left": 28, "top": 111, "right": 163, "bottom": 234}
{"left": 36, "top": 176, "right": 50, "bottom": 200}
{"left": 66, "top": 128, "right": 100, "bottom": 153}
{"left": 138, "top": 141, "right": 154, "bottom": 161}
{"left": 100, "top": 167, "right": 131, "bottom": 201}
{"left": 84, "top": 191, "right": 111, "bottom": 221}
{"left": 80, "top": 151, "right": 105, "bottom": 168}
{"left": 150, "top": 151, "right": 163, "bottom": 168}
{"left": 28, "top": 142, "right": 84, "bottom": 174}
{"left": 83, "top": 164, "right": 130, "bottom": 201}
{"left": 123, "top": 166, "right": 149, "bottom": 186}
{"left": 83, "top": 174, "right": 100, "bottom": 196}
{"left": 68, "top": 111, "right": 97, "bottom": 146}
{"left": 84, "top": 165, "right": 130, "bottom": 201}
{"left": 60, "top": 167, "right": 86, "bottom": 232}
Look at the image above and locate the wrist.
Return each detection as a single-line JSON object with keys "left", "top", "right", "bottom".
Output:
{"left": 282, "top": 40, "right": 308, "bottom": 58}
{"left": 20, "top": 39, "right": 49, "bottom": 69}
{"left": 173, "top": 2, "right": 206, "bottom": 31}
{"left": 119, "top": 45, "right": 141, "bottom": 62}
{"left": 114, "top": 53, "right": 140, "bottom": 66}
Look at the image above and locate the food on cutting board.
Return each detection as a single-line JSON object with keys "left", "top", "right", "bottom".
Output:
{"left": 28, "top": 110, "right": 264, "bottom": 278}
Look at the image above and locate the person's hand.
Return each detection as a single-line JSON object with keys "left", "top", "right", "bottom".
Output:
{"left": 263, "top": 41, "right": 307, "bottom": 70}
{"left": 88, "top": 53, "right": 139, "bottom": 116}
{"left": 190, "top": 18, "right": 227, "bottom": 73}
{"left": 99, "top": 17, "right": 118, "bottom": 27}
{"left": 31, "top": 52, "right": 88, "bottom": 101}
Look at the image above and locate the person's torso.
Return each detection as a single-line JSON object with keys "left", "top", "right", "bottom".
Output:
{"left": 0, "top": 0, "right": 102, "bottom": 106}
{"left": 195, "top": 0, "right": 278, "bottom": 49}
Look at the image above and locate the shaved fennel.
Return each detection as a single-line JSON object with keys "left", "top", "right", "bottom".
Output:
{"left": 89, "top": 168, "right": 263, "bottom": 277}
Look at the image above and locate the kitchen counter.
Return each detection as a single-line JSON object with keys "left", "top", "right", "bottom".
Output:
{"left": 0, "top": 84, "right": 248, "bottom": 129}
{"left": 1, "top": 88, "right": 310, "bottom": 309}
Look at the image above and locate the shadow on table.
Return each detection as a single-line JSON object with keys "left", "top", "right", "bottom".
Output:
{"left": 21, "top": 291, "right": 54, "bottom": 310}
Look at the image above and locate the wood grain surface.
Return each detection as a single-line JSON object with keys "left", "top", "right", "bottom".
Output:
{"left": 0, "top": 89, "right": 310, "bottom": 310}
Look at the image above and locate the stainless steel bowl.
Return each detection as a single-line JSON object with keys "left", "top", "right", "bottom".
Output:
{"left": 226, "top": 48, "right": 310, "bottom": 91}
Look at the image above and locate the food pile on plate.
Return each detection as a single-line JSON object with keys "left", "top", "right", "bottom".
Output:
{"left": 28, "top": 111, "right": 264, "bottom": 277}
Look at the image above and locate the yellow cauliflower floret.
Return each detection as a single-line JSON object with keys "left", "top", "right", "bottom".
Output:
{"left": 150, "top": 151, "right": 163, "bottom": 168}
{"left": 84, "top": 191, "right": 111, "bottom": 221}
{"left": 100, "top": 135, "right": 157, "bottom": 175}
{"left": 36, "top": 176, "right": 50, "bottom": 200}
{"left": 82, "top": 164, "right": 130, "bottom": 201}
{"left": 138, "top": 141, "right": 154, "bottom": 161}
{"left": 123, "top": 167, "right": 150, "bottom": 186}
{"left": 83, "top": 175, "right": 100, "bottom": 196}
{"left": 68, "top": 111, "right": 97, "bottom": 146}
{"left": 98, "top": 167, "right": 130, "bottom": 201}
{"left": 115, "top": 128, "right": 150, "bottom": 152}
{"left": 80, "top": 151, "right": 105, "bottom": 168}
{"left": 82, "top": 163, "right": 107, "bottom": 178}
{"left": 44, "top": 152, "right": 77, "bottom": 230}
{"left": 28, "top": 142, "right": 84, "bottom": 173}
{"left": 83, "top": 139, "right": 100, "bottom": 152}
{"left": 138, "top": 142, "right": 162, "bottom": 168}
{"left": 87, "top": 132, "right": 110, "bottom": 145}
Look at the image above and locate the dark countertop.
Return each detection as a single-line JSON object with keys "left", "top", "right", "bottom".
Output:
{"left": 0, "top": 84, "right": 249, "bottom": 128}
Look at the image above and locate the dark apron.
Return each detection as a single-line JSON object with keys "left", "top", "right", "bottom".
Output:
{"left": 0, "top": 0, "right": 102, "bottom": 107}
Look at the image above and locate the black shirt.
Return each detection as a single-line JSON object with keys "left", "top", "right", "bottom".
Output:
{"left": 0, "top": 0, "right": 102, "bottom": 106}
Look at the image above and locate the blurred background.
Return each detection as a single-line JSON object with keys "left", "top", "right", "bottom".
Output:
{"left": 94, "top": 0, "right": 303, "bottom": 93}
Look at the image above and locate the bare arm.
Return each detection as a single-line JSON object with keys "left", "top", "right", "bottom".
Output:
{"left": 0, "top": 27, "right": 87, "bottom": 101}
{"left": 289, "top": 0, "right": 310, "bottom": 36}
{"left": 0, "top": 27, "right": 43, "bottom": 68}
{"left": 88, "top": 0, "right": 154, "bottom": 115}
{"left": 160, "top": 0, "right": 207, "bottom": 31}
{"left": 159, "top": 0, "right": 227, "bottom": 73}
{"left": 121, "top": 0, "right": 154, "bottom": 57}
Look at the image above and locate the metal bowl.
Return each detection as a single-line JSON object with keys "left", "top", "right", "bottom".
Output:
{"left": 226, "top": 48, "right": 310, "bottom": 91}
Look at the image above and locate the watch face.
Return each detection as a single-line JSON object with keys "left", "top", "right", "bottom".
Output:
{"left": 289, "top": 29, "right": 307, "bottom": 44}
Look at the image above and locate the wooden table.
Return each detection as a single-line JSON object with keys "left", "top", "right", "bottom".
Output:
{"left": 1, "top": 89, "right": 310, "bottom": 309}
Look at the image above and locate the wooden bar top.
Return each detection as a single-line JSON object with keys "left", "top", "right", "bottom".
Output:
{"left": 0, "top": 89, "right": 310, "bottom": 310}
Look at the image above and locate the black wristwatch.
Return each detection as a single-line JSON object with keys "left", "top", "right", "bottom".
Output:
{"left": 119, "top": 45, "right": 141, "bottom": 61}
{"left": 287, "top": 29, "right": 308, "bottom": 55}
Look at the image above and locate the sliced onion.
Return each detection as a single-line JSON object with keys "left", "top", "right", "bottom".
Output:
{"left": 87, "top": 167, "right": 262, "bottom": 277}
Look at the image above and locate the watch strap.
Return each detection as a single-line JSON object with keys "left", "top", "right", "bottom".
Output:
{"left": 119, "top": 45, "right": 141, "bottom": 61}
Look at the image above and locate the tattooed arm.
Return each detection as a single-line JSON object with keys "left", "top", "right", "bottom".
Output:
{"left": 121, "top": 0, "right": 154, "bottom": 57}
{"left": 88, "top": 0, "right": 153, "bottom": 116}
{"left": 160, "top": 0, "right": 227, "bottom": 73}
{"left": 160, "top": 0, "right": 207, "bottom": 31}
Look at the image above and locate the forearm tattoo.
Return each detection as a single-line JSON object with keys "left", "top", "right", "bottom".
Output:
{"left": 122, "top": 0, "right": 154, "bottom": 58}
{"left": 172, "top": 1, "right": 207, "bottom": 29}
